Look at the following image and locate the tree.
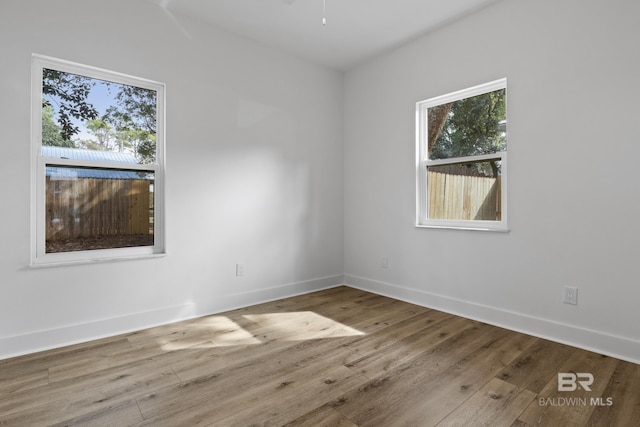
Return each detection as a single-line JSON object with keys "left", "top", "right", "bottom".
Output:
{"left": 42, "top": 104, "right": 74, "bottom": 147}
{"left": 429, "top": 89, "right": 506, "bottom": 177}
{"left": 85, "top": 119, "right": 115, "bottom": 151}
{"left": 113, "top": 128, "right": 156, "bottom": 164}
{"left": 105, "top": 85, "right": 157, "bottom": 163}
{"left": 43, "top": 68, "right": 157, "bottom": 163}
{"left": 42, "top": 69, "right": 99, "bottom": 140}
{"left": 427, "top": 103, "right": 452, "bottom": 155}
{"left": 113, "top": 85, "right": 156, "bottom": 134}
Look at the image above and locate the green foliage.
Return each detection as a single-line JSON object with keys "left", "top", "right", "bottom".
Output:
{"left": 105, "top": 85, "right": 157, "bottom": 163}
{"left": 82, "top": 119, "right": 116, "bottom": 151}
{"left": 112, "top": 85, "right": 156, "bottom": 134}
{"left": 42, "top": 68, "right": 157, "bottom": 164}
{"left": 430, "top": 89, "right": 506, "bottom": 176}
{"left": 119, "top": 128, "right": 156, "bottom": 164}
{"left": 42, "top": 68, "right": 98, "bottom": 140}
{"left": 42, "top": 104, "right": 75, "bottom": 147}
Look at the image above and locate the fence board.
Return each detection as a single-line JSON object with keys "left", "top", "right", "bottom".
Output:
{"left": 46, "top": 177, "right": 152, "bottom": 241}
{"left": 428, "top": 171, "right": 501, "bottom": 221}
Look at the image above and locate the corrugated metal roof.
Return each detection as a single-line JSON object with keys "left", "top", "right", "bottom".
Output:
{"left": 43, "top": 146, "right": 151, "bottom": 180}
{"left": 42, "top": 146, "right": 138, "bottom": 163}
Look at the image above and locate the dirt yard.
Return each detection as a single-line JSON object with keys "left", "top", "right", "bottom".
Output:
{"left": 46, "top": 234, "right": 154, "bottom": 253}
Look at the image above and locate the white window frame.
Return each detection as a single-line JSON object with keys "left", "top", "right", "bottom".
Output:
{"left": 30, "top": 54, "right": 166, "bottom": 266}
{"left": 416, "top": 78, "right": 508, "bottom": 232}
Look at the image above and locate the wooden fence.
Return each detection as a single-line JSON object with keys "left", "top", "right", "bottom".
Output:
{"left": 46, "top": 177, "right": 152, "bottom": 240}
{"left": 428, "top": 171, "right": 501, "bottom": 221}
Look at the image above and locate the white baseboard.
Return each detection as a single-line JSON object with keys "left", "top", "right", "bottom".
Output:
{"left": 0, "top": 274, "right": 344, "bottom": 361}
{"left": 7, "top": 273, "right": 636, "bottom": 365}
{"left": 196, "top": 274, "right": 346, "bottom": 316}
{"left": 345, "top": 274, "right": 640, "bottom": 365}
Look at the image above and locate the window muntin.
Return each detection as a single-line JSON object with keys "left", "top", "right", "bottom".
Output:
{"left": 32, "top": 55, "right": 165, "bottom": 265}
{"left": 416, "top": 79, "right": 507, "bottom": 231}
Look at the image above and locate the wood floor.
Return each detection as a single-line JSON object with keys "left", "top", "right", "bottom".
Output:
{"left": 1, "top": 286, "right": 639, "bottom": 426}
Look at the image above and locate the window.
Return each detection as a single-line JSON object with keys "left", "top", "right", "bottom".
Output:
{"left": 416, "top": 78, "right": 507, "bottom": 231}
{"left": 31, "top": 55, "right": 165, "bottom": 265}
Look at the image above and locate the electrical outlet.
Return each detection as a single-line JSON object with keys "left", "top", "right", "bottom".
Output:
{"left": 236, "top": 263, "right": 245, "bottom": 277}
{"left": 381, "top": 256, "right": 389, "bottom": 269}
{"left": 563, "top": 286, "right": 578, "bottom": 305}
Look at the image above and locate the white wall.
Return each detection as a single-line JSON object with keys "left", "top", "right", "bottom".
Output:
{"left": 3, "top": 0, "right": 639, "bottom": 364}
{"left": 0, "top": 0, "right": 344, "bottom": 359}
{"left": 344, "top": 0, "right": 640, "bottom": 363}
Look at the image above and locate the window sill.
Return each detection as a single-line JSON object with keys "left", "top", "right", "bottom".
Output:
{"left": 29, "top": 252, "right": 166, "bottom": 268}
{"left": 416, "top": 222, "right": 509, "bottom": 232}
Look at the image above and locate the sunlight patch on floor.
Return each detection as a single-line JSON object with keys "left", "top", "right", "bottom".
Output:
{"left": 158, "top": 316, "right": 261, "bottom": 351}
{"left": 158, "top": 312, "right": 365, "bottom": 351}
{"left": 243, "top": 311, "right": 366, "bottom": 341}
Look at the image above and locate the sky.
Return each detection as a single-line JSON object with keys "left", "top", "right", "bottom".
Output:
{"left": 71, "top": 78, "right": 122, "bottom": 142}
{"left": 45, "top": 72, "right": 131, "bottom": 144}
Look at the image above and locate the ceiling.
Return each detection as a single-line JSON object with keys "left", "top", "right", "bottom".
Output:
{"left": 154, "top": 0, "right": 501, "bottom": 71}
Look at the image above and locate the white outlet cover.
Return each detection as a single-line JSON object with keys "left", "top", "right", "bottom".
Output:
{"left": 563, "top": 286, "right": 578, "bottom": 305}
{"left": 236, "top": 263, "right": 245, "bottom": 277}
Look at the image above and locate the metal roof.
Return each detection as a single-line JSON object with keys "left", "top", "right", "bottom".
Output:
{"left": 43, "top": 146, "right": 139, "bottom": 163}
{"left": 43, "top": 146, "right": 150, "bottom": 180}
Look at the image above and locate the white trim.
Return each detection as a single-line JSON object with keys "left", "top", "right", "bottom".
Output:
{"left": 5, "top": 273, "right": 639, "bottom": 365}
{"left": 33, "top": 54, "right": 163, "bottom": 93}
{"left": 345, "top": 274, "right": 640, "bottom": 365}
{"left": 415, "top": 78, "right": 507, "bottom": 231}
{"left": 419, "top": 151, "right": 508, "bottom": 232}
{"left": 425, "top": 151, "right": 504, "bottom": 167}
{"left": 30, "top": 54, "right": 166, "bottom": 266}
{"left": 41, "top": 157, "right": 157, "bottom": 171}
{"left": 0, "top": 274, "right": 345, "bottom": 360}
{"left": 415, "top": 222, "right": 508, "bottom": 232}
{"left": 29, "top": 247, "right": 165, "bottom": 268}
{"left": 418, "top": 78, "right": 507, "bottom": 109}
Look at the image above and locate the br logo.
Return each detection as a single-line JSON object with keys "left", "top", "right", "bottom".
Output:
{"left": 558, "top": 373, "right": 594, "bottom": 391}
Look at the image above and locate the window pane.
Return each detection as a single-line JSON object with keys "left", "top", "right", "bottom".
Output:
{"left": 428, "top": 89, "right": 506, "bottom": 160}
{"left": 45, "top": 166, "right": 154, "bottom": 253}
{"left": 42, "top": 68, "right": 157, "bottom": 164}
{"left": 427, "top": 160, "right": 502, "bottom": 221}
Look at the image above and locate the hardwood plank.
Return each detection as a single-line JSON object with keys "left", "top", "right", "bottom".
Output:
{"left": 436, "top": 377, "right": 537, "bottom": 427}
{"left": 123, "top": 290, "right": 343, "bottom": 349}
{"left": 0, "top": 368, "right": 48, "bottom": 396}
{"left": 283, "top": 405, "right": 357, "bottom": 427}
{"left": 48, "top": 399, "right": 143, "bottom": 427}
{"left": 496, "top": 337, "right": 576, "bottom": 393}
{"left": 135, "top": 334, "right": 358, "bottom": 420}
{"left": 333, "top": 326, "right": 536, "bottom": 426}
{"left": 240, "top": 311, "right": 365, "bottom": 342}
{"left": 135, "top": 355, "right": 367, "bottom": 426}
{"left": 0, "top": 337, "right": 132, "bottom": 370}
{"left": 168, "top": 317, "right": 362, "bottom": 383}
{"left": 586, "top": 359, "right": 640, "bottom": 426}
{"left": 1, "top": 286, "right": 637, "bottom": 427}
{"left": 0, "top": 357, "right": 180, "bottom": 426}
{"left": 331, "top": 322, "right": 509, "bottom": 425}
{"left": 342, "top": 309, "right": 454, "bottom": 366}
{"left": 346, "top": 315, "right": 476, "bottom": 377}
{"left": 516, "top": 348, "right": 619, "bottom": 426}
{"left": 209, "top": 365, "right": 367, "bottom": 426}
{"left": 48, "top": 355, "right": 113, "bottom": 384}
{"left": 345, "top": 298, "right": 431, "bottom": 334}
{"left": 222, "top": 286, "right": 358, "bottom": 317}
{"left": 125, "top": 313, "right": 261, "bottom": 349}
